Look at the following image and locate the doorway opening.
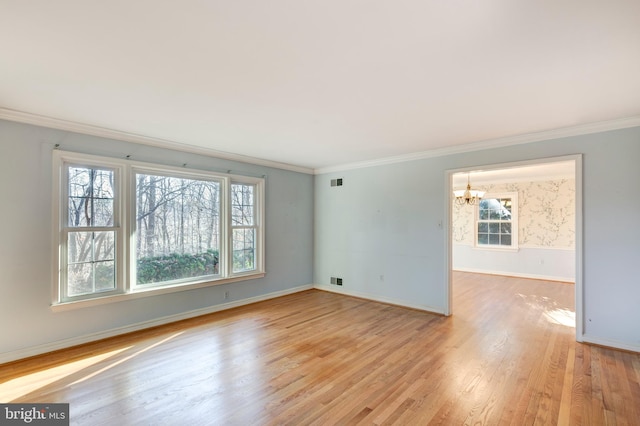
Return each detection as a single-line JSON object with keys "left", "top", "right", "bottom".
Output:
{"left": 445, "top": 155, "right": 583, "bottom": 341}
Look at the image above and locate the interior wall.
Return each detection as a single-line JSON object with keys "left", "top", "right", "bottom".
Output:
{"left": 452, "top": 178, "right": 576, "bottom": 281}
{"left": 314, "top": 126, "right": 640, "bottom": 352}
{"left": 0, "top": 119, "right": 314, "bottom": 362}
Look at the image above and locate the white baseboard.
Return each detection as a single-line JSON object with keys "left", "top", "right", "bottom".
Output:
{"left": 581, "top": 334, "right": 640, "bottom": 354}
{"left": 314, "top": 284, "right": 446, "bottom": 315}
{"left": 0, "top": 284, "right": 314, "bottom": 364}
{"left": 453, "top": 267, "right": 574, "bottom": 283}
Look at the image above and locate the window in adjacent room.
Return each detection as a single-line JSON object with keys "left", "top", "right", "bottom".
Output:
{"left": 476, "top": 192, "right": 518, "bottom": 249}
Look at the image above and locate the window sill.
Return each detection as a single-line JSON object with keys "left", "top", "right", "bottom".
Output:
{"left": 51, "top": 272, "right": 265, "bottom": 312}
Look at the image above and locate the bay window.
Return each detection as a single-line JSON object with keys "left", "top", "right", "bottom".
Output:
{"left": 53, "top": 151, "right": 265, "bottom": 308}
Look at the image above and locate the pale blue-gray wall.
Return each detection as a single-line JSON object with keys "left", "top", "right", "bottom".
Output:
{"left": 0, "top": 119, "right": 314, "bottom": 358}
{"left": 314, "top": 127, "right": 640, "bottom": 350}
{"left": 2, "top": 118, "right": 639, "bottom": 359}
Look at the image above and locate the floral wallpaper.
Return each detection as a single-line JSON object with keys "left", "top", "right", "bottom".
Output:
{"left": 452, "top": 179, "right": 575, "bottom": 248}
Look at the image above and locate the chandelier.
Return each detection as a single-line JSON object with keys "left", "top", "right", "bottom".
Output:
{"left": 454, "top": 174, "right": 485, "bottom": 206}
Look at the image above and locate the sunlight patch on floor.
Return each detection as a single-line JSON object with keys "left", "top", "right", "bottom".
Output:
{"left": 0, "top": 347, "right": 130, "bottom": 402}
{"left": 1, "top": 331, "right": 186, "bottom": 402}
{"left": 69, "top": 331, "right": 184, "bottom": 385}
{"left": 544, "top": 309, "right": 575, "bottom": 327}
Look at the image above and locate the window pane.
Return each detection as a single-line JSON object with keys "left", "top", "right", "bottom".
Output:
{"left": 95, "top": 260, "right": 115, "bottom": 291}
{"left": 489, "top": 209, "right": 501, "bottom": 220}
{"left": 502, "top": 199, "right": 512, "bottom": 213}
{"left": 67, "top": 261, "right": 115, "bottom": 296}
{"left": 232, "top": 184, "right": 255, "bottom": 226}
{"left": 67, "top": 263, "right": 93, "bottom": 296}
{"left": 67, "top": 231, "right": 116, "bottom": 296}
{"left": 489, "top": 234, "right": 500, "bottom": 245}
{"left": 68, "top": 166, "right": 114, "bottom": 227}
{"left": 68, "top": 231, "right": 115, "bottom": 264}
{"left": 135, "top": 174, "right": 221, "bottom": 285}
{"left": 489, "top": 223, "right": 500, "bottom": 233}
{"left": 478, "top": 223, "right": 488, "bottom": 233}
{"left": 501, "top": 223, "right": 511, "bottom": 234}
{"left": 478, "top": 233, "right": 488, "bottom": 245}
{"left": 233, "top": 228, "right": 256, "bottom": 272}
{"left": 501, "top": 235, "right": 512, "bottom": 246}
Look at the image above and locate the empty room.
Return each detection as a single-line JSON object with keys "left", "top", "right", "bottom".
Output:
{"left": 1, "top": 1, "right": 640, "bottom": 424}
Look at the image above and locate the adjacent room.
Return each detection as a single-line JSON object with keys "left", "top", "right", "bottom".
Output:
{"left": 1, "top": 1, "right": 639, "bottom": 424}
{"left": 450, "top": 160, "right": 577, "bottom": 324}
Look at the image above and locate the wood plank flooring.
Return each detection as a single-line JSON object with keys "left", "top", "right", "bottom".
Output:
{"left": 1, "top": 272, "right": 639, "bottom": 425}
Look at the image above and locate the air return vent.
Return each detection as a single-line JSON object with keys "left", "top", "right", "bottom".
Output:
{"left": 330, "top": 178, "right": 343, "bottom": 187}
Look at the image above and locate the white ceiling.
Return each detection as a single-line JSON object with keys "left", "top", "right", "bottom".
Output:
{"left": 1, "top": 1, "right": 639, "bottom": 171}
{"left": 452, "top": 160, "right": 575, "bottom": 188}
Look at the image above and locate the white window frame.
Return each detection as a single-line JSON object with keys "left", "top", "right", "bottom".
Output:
{"left": 474, "top": 191, "right": 519, "bottom": 251}
{"left": 52, "top": 150, "right": 265, "bottom": 311}
{"left": 229, "top": 178, "right": 265, "bottom": 276}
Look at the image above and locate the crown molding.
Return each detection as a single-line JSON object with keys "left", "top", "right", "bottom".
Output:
{"left": 2, "top": 107, "right": 639, "bottom": 176}
{"left": 314, "top": 115, "right": 640, "bottom": 175}
{"left": 0, "top": 108, "right": 314, "bottom": 175}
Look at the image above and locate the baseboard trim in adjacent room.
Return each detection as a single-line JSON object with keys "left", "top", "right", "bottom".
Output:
{"left": 453, "top": 268, "right": 574, "bottom": 283}
{"left": 0, "top": 284, "right": 314, "bottom": 365}
{"left": 314, "top": 284, "right": 446, "bottom": 315}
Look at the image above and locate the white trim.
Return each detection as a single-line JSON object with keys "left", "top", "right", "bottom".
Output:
{"left": 1, "top": 108, "right": 637, "bottom": 177}
{"left": 2, "top": 284, "right": 314, "bottom": 364}
{"left": 574, "top": 155, "right": 584, "bottom": 342}
{"left": 0, "top": 108, "right": 314, "bottom": 175}
{"left": 581, "top": 335, "right": 640, "bottom": 354}
{"left": 314, "top": 284, "right": 446, "bottom": 315}
{"left": 454, "top": 243, "right": 574, "bottom": 251}
{"left": 51, "top": 273, "right": 266, "bottom": 312}
{"left": 461, "top": 172, "right": 575, "bottom": 186}
{"left": 315, "top": 116, "right": 640, "bottom": 174}
{"left": 452, "top": 268, "right": 574, "bottom": 283}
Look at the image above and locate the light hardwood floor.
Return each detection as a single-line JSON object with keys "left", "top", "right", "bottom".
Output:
{"left": 2, "top": 272, "right": 639, "bottom": 425}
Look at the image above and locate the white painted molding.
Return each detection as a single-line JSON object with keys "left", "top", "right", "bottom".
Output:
{"left": 314, "top": 115, "right": 640, "bottom": 174}
{"left": 3, "top": 108, "right": 638, "bottom": 177}
{"left": 0, "top": 108, "right": 314, "bottom": 175}
{"left": 314, "top": 284, "right": 446, "bottom": 315}
{"left": 0, "top": 284, "right": 313, "bottom": 365}
{"left": 452, "top": 267, "right": 574, "bottom": 283}
{"left": 582, "top": 335, "right": 640, "bottom": 354}
{"left": 453, "top": 243, "right": 575, "bottom": 251}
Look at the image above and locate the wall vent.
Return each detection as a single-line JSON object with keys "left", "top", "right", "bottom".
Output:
{"left": 336, "top": 278, "right": 343, "bottom": 286}
{"left": 330, "top": 178, "right": 343, "bottom": 187}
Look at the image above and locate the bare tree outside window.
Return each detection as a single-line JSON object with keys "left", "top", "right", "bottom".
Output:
{"left": 231, "top": 183, "right": 256, "bottom": 272}
{"left": 66, "top": 166, "right": 116, "bottom": 296}
{"left": 55, "top": 151, "right": 265, "bottom": 305}
{"left": 135, "top": 173, "right": 221, "bottom": 285}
